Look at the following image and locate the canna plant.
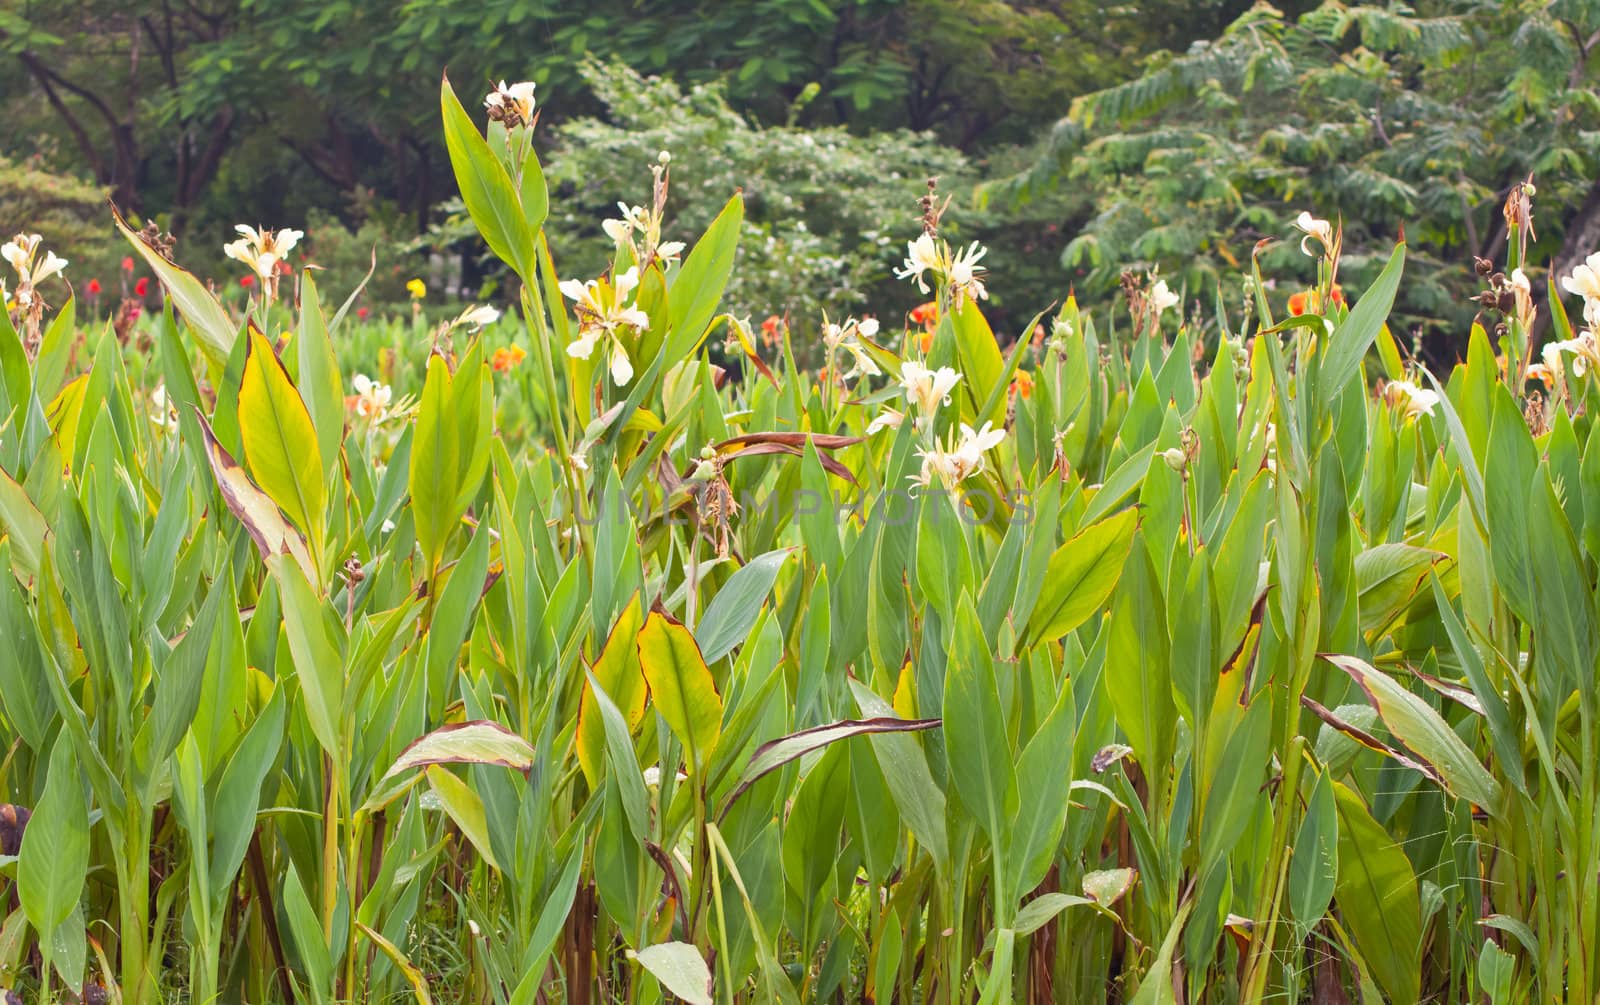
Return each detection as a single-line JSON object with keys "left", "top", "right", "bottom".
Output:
{"left": 1, "top": 65, "right": 1600, "bottom": 1005}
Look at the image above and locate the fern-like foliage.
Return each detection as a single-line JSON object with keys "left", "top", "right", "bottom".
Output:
{"left": 989, "top": 0, "right": 1600, "bottom": 340}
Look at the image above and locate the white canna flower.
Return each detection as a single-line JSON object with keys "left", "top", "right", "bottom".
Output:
{"left": 1150, "top": 280, "right": 1180, "bottom": 316}
{"left": 857, "top": 317, "right": 880, "bottom": 339}
{"left": 866, "top": 407, "right": 906, "bottom": 435}
{"left": 896, "top": 234, "right": 941, "bottom": 293}
{"left": 948, "top": 242, "right": 989, "bottom": 303}
{"left": 911, "top": 421, "right": 1006, "bottom": 490}
{"left": 351, "top": 373, "right": 393, "bottom": 419}
{"left": 560, "top": 266, "right": 648, "bottom": 386}
{"left": 899, "top": 361, "right": 962, "bottom": 420}
{"left": 148, "top": 384, "right": 180, "bottom": 433}
{"left": 1293, "top": 211, "right": 1335, "bottom": 258}
{"left": 452, "top": 304, "right": 501, "bottom": 332}
{"left": 1562, "top": 252, "right": 1600, "bottom": 303}
{"left": 1545, "top": 333, "right": 1600, "bottom": 378}
{"left": 1381, "top": 379, "right": 1440, "bottom": 420}
{"left": 224, "top": 225, "right": 303, "bottom": 281}
{"left": 380, "top": 519, "right": 396, "bottom": 534}
{"left": 2, "top": 233, "right": 68, "bottom": 289}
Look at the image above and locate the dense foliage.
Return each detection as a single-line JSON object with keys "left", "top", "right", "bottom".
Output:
{"left": 992, "top": 0, "right": 1600, "bottom": 349}
{"left": 3, "top": 60, "right": 1600, "bottom": 1005}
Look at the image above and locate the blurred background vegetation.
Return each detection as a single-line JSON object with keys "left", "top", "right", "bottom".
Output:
{"left": 3, "top": 0, "right": 1599, "bottom": 352}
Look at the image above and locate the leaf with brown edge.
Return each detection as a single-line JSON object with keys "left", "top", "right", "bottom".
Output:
{"left": 112, "top": 203, "right": 236, "bottom": 366}
{"left": 722, "top": 716, "right": 941, "bottom": 814}
{"left": 701, "top": 443, "right": 858, "bottom": 484}
{"left": 356, "top": 923, "right": 434, "bottom": 1005}
{"left": 577, "top": 593, "right": 648, "bottom": 787}
{"left": 1322, "top": 653, "right": 1501, "bottom": 811}
{"left": 380, "top": 721, "right": 536, "bottom": 782}
{"left": 195, "top": 407, "right": 317, "bottom": 586}
{"left": 714, "top": 432, "right": 863, "bottom": 452}
{"left": 1300, "top": 694, "right": 1443, "bottom": 786}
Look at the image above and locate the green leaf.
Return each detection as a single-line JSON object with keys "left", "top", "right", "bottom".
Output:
{"left": 270, "top": 553, "right": 344, "bottom": 758}
{"left": 1105, "top": 540, "right": 1174, "bottom": 777}
{"left": 0, "top": 464, "right": 47, "bottom": 581}
{"left": 725, "top": 715, "right": 940, "bottom": 813}
{"left": 19, "top": 737, "right": 88, "bottom": 938}
{"left": 425, "top": 765, "right": 501, "bottom": 872}
{"left": 577, "top": 594, "right": 648, "bottom": 786}
{"left": 238, "top": 328, "right": 326, "bottom": 550}
{"left": 296, "top": 272, "right": 346, "bottom": 470}
{"left": 1026, "top": 507, "right": 1138, "bottom": 644}
{"left": 696, "top": 548, "right": 792, "bottom": 663}
{"left": 1320, "top": 242, "right": 1405, "bottom": 394}
{"left": 1333, "top": 781, "right": 1421, "bottom": 1005}
{"left": 849, "top": 679, "right": 948, "bottom": 876}
{"left": 440, "top": 74, "right": 538, "bottom": 281}
{"left": 638, "top": 610, "right": 723, "bottom": 772}
{"left": 665, "top": 193, "right": 744, "bottom": 362}
{"left": 943, "top": 597, "right": 1016, "bottom": 843}
{"left": 1127, "top": 901, "right": 1193, "bottom": 1005}
{"left": 1289, "top": 771, "right": 1338, "bottom": 927}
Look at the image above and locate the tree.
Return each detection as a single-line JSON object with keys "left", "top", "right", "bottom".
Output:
{"left": 992, "top": 0, "right": 1600, "bottom": 343}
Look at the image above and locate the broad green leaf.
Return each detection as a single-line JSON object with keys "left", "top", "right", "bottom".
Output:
{"left": 19, "top": 737, "right": 88, "bottom": 937}
{"left": 696, "top": 548, "right": 792, "bottom": 663}
{"left": 1334, "top": 781, "right": 1421, "bottom": 1005}
{"left": 425, "top": 765, "right": 501, "bottom": 872}
{"left": 1290, "top": 771, "right": 1338, "bottom": 927}
{"left": 1105, "top": 541, "right": 1174, "bottom": 778}
{"left": 850, "top": 679, "right": 948, "bottom": 875}
{"left": 638, "top": 610, "right": 723, "bottom": 772}
{"left": 726, "top": 715, "right": 940, "bottom": 812}
{"left": 665, "top": 193, "right": 743, "bottom": 362}
{"left": 1320, "top": 242, "right": 1404, "bottom": 394}
{"left": 944, "top": 597, "right": 1015, "bottom": 841}
{"left": 270, "top": 553, "right": 344, "bottom": 758}
{"left": 440, "top": 74, "right": 537, "bottom": 281}
{"left": 0, "top": 464, "right": 46, "bottom": 581}
{"left": 296, "top": 272, "right": 346, "bottom": 469}
{"left": 1026, "top": 507, "right": 1138, "bottom": 644}
{"left": 198, "top": 410, "right": 317, "bottom": 585}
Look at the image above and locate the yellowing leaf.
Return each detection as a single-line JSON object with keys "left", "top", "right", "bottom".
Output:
{"left": 196, "top": 410, "right": 317, "bottom": 586}
{"left": 577, "top": 594, "right": 648, "bottom": 786}
{"left": 381, "top": 721, "right": 536, "bottom": 782}
{"left": 637, "top": 610, "right": 722, "bottom": 773}
{"left": 238, "top": 328, "right": 326, "bottom": 550}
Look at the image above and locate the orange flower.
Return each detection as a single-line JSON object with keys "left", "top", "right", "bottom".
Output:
{"left": 491, "top": 345, "right": 528, "bottom": 372}
{"left": 1288, "top": 283, "right": 1344, "bottom": 317}
{"left": 1010, "top": 369, "right": 1034, "bottom": 400}
{"left": 761, "top": 314, "right": 782, "bottom": 339}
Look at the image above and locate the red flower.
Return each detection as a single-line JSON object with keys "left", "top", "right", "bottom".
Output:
{"left": 357, "top": 307, "right": 369, "bottom": 320}
{"left": 121, "top": 256, "right": 135, "bottom": 273}
{"left": 278, "top": 260, "right": 291, "bottom": 275}
{"left": 134, "top": 277, "right": 150, "bottom": 297}
{"left": 761, "top": 315, "right": 781, "bottom": 336}
{"left": 240, "top": 275, "right": 255, "bottom": 288}
{"left": 86, "top": 279, "right": 101, "bottom": 295}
